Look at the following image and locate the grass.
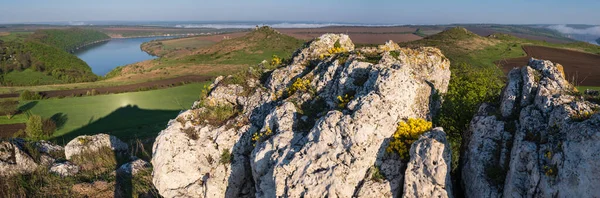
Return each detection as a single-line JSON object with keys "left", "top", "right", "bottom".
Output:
{"left": 3, "top": 69, "right": 65, "bottom": 86}
{"left": 163, "top": 39, "right": 215, "bottom": 50}
{"left": 577, "top": 86, "right": 600, "bottom": 92}
{"left": 0, "top": 82, "right": 209, "bottom": 143}
{"left": 0, "top": 32, "right": 33, "bottom": 42}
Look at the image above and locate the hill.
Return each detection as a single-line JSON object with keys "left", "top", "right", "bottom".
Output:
{"left": 29, "top": 28, "right": 110, "bottom": 52}
{"left": 0, "top": 40, "right": 97, "bottom": 85}
{"left": 108, "top": 27, "right": 304, "bottom": 81}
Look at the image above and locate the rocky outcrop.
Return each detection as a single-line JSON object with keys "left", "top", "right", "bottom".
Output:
{"left": 65, "top": 134, "right": 128, "bottom": 160}
{"left": 462, "top": 58, "right": 600, "bottom": 197}
{"left": 403, "top": 128, "right": 453, "bottom": 198}
{"left": 152, "top": 34, "right": 452, "bottom": 197}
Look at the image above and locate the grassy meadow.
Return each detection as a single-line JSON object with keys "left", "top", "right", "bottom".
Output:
{"left": 0, "top": 82, "right": 208, "bottom": 143}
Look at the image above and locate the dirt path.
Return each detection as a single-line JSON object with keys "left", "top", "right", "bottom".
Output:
{"left": 0, "top": 75, "right": 213, "bottom": 99}
{"left": 498, "top": 45, "right": 600, "bottom": 86}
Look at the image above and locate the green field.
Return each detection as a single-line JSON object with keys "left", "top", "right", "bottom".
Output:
{"left": 3, "top": 69, "right": 65, "bottom": 86}
{"left": 0, "top": 32, "right": 33, "bottom": 42}
{"left": 0, "top": 82, "right": 208, "bottom": 144}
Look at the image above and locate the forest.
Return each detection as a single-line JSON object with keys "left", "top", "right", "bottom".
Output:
{"left": 28, "top": 28, "right": 110, "bottom": 52}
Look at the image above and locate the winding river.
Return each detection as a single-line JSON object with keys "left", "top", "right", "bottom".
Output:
{"left": 74, "top": 37, "right": 171, "bottom": 76}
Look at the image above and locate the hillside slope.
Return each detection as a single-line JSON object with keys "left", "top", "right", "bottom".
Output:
{"left": 0, "top": 40, "right": 97, "bottom": 85}
{"left": 107, "top": 27, "right": 304, "bottom": 81}
{"left": 29, "top": 28, "right": 110, "bottom": 52}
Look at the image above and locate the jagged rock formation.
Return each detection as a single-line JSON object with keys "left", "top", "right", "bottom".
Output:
{"left": 152, "top": 34, "right": 452, "bottom": 197}
{"left": 462, "top": 58, "right": 600, "bottom": 197}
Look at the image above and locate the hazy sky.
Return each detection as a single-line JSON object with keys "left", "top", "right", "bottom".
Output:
{"left": 1, "top": 0, "right": 598, "bottom": 24}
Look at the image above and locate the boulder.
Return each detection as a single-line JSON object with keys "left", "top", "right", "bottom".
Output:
{"left": 403, "top": 128, "right": 453, "bottom": 198}
{"left": 65, "top": 134, "right": 128, "bottom": 160}
{"left": 0, "top": 139, "right": 38, "bottom": 177}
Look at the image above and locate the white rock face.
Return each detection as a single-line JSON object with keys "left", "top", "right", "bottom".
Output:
{"left": 462, "top": 58, "right": 600, "bottom": 197}
{"left": 50, "top": 161, "right": 80, "bottom": 177}
{"left": 152, "top": 34, "right": 452, "bottom": 198}
{"left": 403, "top": 128, "right": 453, "bottom": 198}
{"left": 0, "top": 139, "right": 38, "bottom": 177}
{"left": 64, "top": 134, "right": 128, "bottom": 160}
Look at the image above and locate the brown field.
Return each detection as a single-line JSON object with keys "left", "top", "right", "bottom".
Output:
{"left": 0, "top": 75, "right": 212, "bottom": 99}
{"left": 0, "top": 32, "right": 9, "bottom": 36}
{"left": 0, "top": 123, "right": 24, "bottom": 138}
{"left": 277, "top": 27, "right": 423, "bottom": 44}
{"left": 498, "top": 45, "right": 600, "bottom": 86}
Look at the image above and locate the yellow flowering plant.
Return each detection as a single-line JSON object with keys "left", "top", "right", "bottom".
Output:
{"left": 386, "top": 118, "right": 432, "bottom": 160}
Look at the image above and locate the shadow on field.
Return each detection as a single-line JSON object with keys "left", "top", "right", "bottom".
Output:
{"left": 19, "top": 101, "right": 38, "bottom": 112}
{"left": 52, "top": 105, "right": 180, "bottom": 144}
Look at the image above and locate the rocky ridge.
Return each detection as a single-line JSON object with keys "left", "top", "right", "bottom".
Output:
{"left": 151, "top": 34, "right": 453, "bottom": 197}
{"left": 462, "top": 58, "right": 600, "bottom": 197}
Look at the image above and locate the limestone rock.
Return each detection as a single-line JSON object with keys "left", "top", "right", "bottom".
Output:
{"left": 65, "top": 134, "right": 128, "bottom": 160}
{"left": 152, "top": 34, "right": 452, "bottom": 198}
{"left": 462, "top": 58, "right": 600, "bottom": 197}
{"left": 50, "top": 161, "right": 80, "bottom": 177}
{"left": 0, "top": 139, "right": 38, "bottom": 177}
{"left": 117, "top": 159, "right": 150, "bottom": 176}
{"left": 403, "top": 128, "right": 453, "bottom": 198}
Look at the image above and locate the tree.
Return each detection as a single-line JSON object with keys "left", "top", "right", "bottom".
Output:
{"left": 25, "top": 114, "right": 44, "bottom": 140}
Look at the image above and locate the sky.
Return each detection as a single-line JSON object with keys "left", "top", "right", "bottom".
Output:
{"left": 0, "top": 0, "right": 599, "bottom": 25}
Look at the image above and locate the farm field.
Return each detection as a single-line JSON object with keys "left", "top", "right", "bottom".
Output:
{"left": 0, "top": 82, "right": 209, "bottom": 143}
{"left": 277, "top": 26, "right": 424, "bottom": 44}
{"left": 498, "top": 45, "right": 600, "bottom": 86}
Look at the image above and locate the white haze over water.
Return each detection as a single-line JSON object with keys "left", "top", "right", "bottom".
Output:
{"left": 174, "top": 22, "right": 404, "bottom": 29}
{"left": 548, "top": 25, "right": 600, "bottom": 36}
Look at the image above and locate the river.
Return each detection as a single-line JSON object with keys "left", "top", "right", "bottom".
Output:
{"left": 73, "top": 37, "right": 172, "bottom": 76}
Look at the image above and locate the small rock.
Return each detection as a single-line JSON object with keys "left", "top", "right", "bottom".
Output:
{"left": 0, "top": 139, "right": 38, "bottom": 177}
{"left": 50, "top": 161, "right": 80, "bottom": 177}
{"left": 117, "top": 159, "right": 150, "bottom": 176}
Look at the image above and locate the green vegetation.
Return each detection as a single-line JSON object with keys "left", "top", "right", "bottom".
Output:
{"left": 191, "top": 103, "right": 239, "bottom": 126}
{"left": 0, "top": 40, "right": 97, "bottom": 85}
{"left": 20, "top": 90, "right": 44, "bottom": 100}
{"left": 370, "top": 166, "right": 385, "bottom": 182}
{"left": 29, "top": 28, "right": 110, "bottom": 52}
{"left": 0, "top": 82, "right": 209, "bottom": 143}
{"left": 386, "top": 118, "right": 432, "bottom": 160}
{"left": 0, "top": 32, "right": 33, "bottom": 42}
{"left": 169, "top": 27, "right": 303, "bottom": 67}
{"left": 220, "top": 148, "right": 232, "bottom": 164}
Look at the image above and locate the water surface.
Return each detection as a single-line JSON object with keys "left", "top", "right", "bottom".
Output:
{"left": 74, "top": 37, "right": 171, "bottom": 76}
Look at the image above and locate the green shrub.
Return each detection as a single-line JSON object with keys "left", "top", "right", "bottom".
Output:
{"left": 25, "top": 115, "right": 45, "bottom": 140}
{"left": 220, "top": 148, "right": 232, "bottom": 164}
{"left": 434, "top": 63, "right": 503, "bottom": 170}
{"left": 387, "top": 118, "right": 432, "bottom": 160}
{"left": 371, "top": 166, "right": 385, "bottom": 182}
{"left": 20, "top": 90, "right": 44, "bottom": 101}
